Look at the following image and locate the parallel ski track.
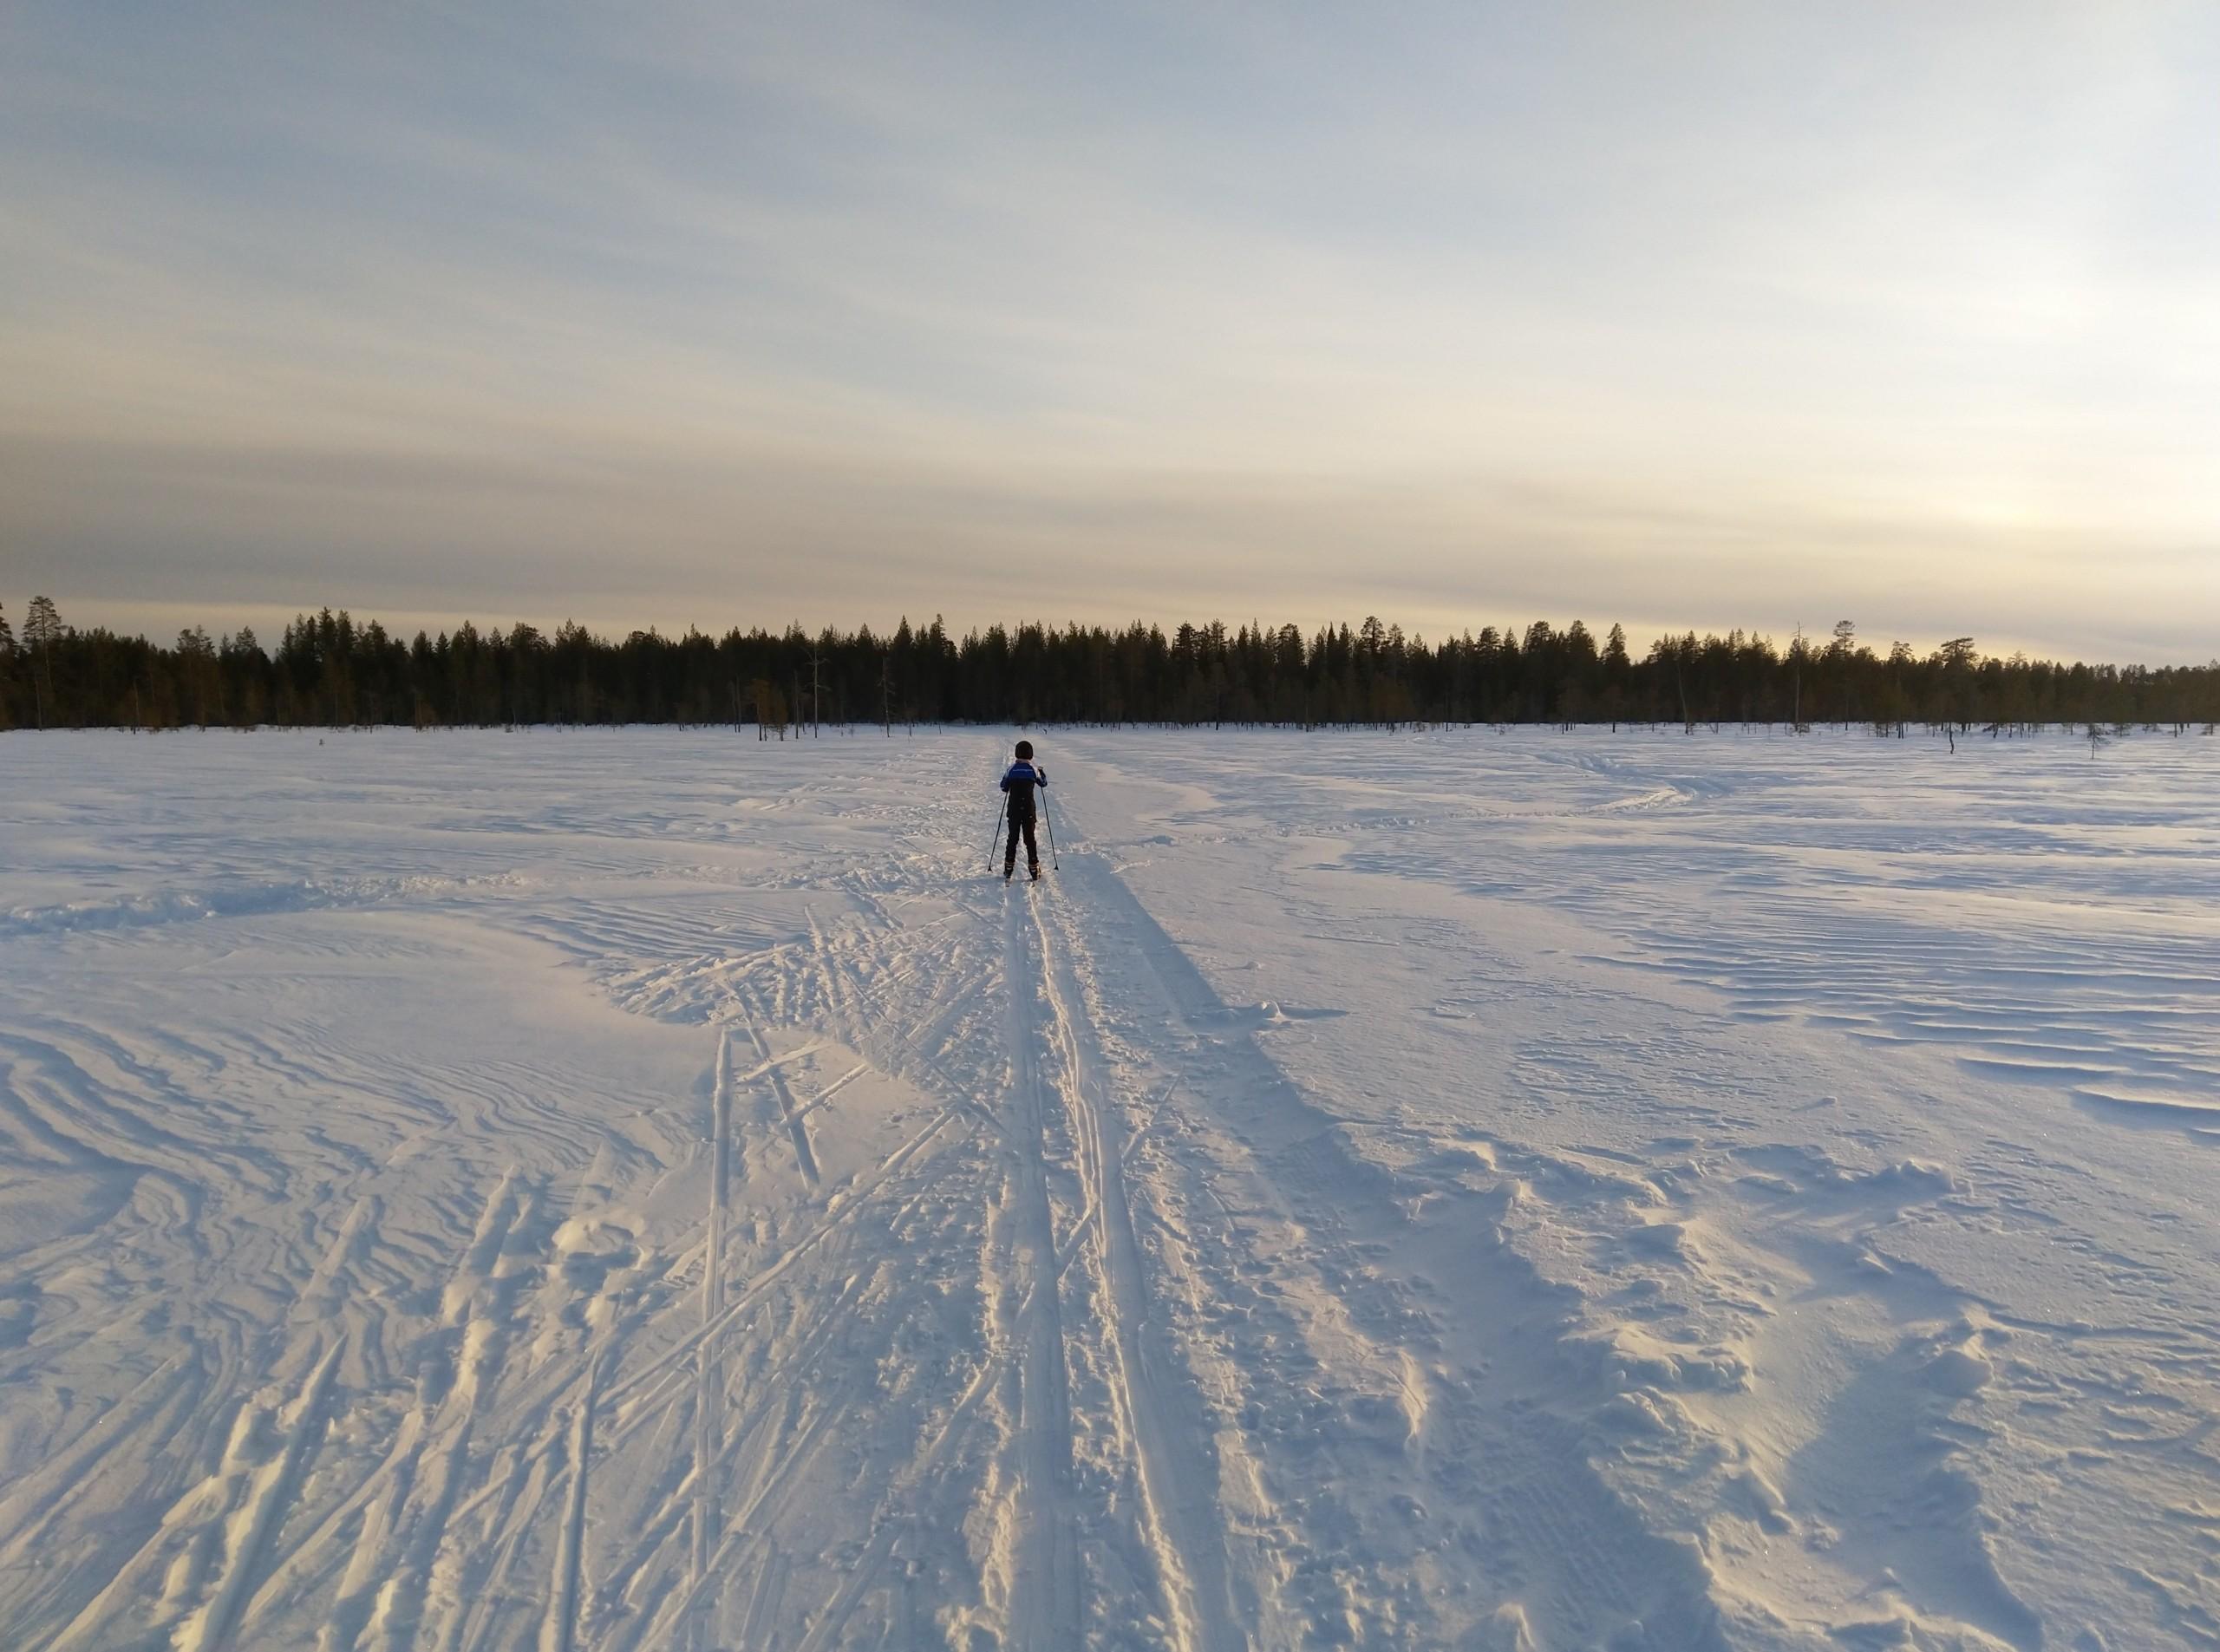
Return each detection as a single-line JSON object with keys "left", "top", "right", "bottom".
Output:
{"left": 542, "top": 1350, "right": 604, "bottom": 1652}
{"left": 738, "top": 1022, "right": 818, "bottom": 1186}
{"left": 1031, "top": 883, "right": 1244, "bottom": 1652}
{"left": 686, "top": 1031, "right": 733, "bottom": 1649}
{"left": 19, "top": 741, "right": 1257, "bottom": 1650}
{"left": 598, "top": 1097, "right": 963, "bottom": 1420}
{"left": 1000, "top": 886, "right": 1087, "bottom": 1644}
{"left": 601, "top": 911, "right": 1001, "bottom": 1646}
{"left": 178, "top": 1338, "right": 348, "bottom": 1652}
{"left": 45, "top": 1335, "right": 345, "bottom": 1652}
{"left": 635, "top": 853, "right": 1056, "bottom": 1649}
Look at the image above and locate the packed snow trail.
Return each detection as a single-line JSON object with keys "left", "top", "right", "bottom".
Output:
{"left": 2, "top": 727, "right": 2217, "bottom": 1648}
{"left": 1028, "top": 883, "right": 1243, "bottom": 1652}
{"left": 994, "top": 883, "right": 1084, "bottom": 1644}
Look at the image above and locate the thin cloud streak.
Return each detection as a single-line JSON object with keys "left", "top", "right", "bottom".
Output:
{"left": 13, "top": 429, "right": 2211, "bottom": 665}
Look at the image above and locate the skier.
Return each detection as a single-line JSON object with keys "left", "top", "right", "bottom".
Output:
{"left": 999, "top": 740, "right": 1048, "bottom": 881}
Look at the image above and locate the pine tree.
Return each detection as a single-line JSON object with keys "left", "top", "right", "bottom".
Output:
{"left": 23, "top": 595, "right": 62, "bottom": 728}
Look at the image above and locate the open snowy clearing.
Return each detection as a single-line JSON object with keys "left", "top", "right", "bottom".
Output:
{"left": 2, "top": 726, "right": 2217, "bottom": 1650}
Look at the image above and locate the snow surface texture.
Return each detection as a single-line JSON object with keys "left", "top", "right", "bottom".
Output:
{"left": 1, "top": 727, "right": 2216, "bottom": 1651}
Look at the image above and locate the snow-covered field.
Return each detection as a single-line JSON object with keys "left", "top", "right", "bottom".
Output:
{"left": 3, "top": 726, "right": 2216, "bottom": 1651}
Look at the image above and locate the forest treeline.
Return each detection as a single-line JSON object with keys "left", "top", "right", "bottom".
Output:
{"left": 2, "top": 597, "right": 2214, "bottom": 735}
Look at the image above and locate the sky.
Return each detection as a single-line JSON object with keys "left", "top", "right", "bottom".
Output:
{"left": 3, "top": 2, "right": 2217, "bottom": 663}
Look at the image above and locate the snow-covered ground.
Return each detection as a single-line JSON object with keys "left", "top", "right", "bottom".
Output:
{"left": 3, "top": 726, "right": 2216, "bottom": 1651}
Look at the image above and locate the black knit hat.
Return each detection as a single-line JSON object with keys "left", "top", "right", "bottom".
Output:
{"left": 1015, "top": 740, "right": 1033, "bottom": 759}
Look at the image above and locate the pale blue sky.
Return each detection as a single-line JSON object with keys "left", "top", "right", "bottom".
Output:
{"left": 4, "top": 2, "right": 2217, "bottom": 659}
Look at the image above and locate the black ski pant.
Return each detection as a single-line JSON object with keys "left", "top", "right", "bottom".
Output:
{"left": 1004, "top": 808, "right": 1039, "bottom": 872}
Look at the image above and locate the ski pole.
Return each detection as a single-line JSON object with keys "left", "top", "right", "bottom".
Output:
{"left": 986, "top": 799, "right": 1006, "bottom": 872}
{"left": 1042, "top": 795, "right": 1060, "bottom": 870}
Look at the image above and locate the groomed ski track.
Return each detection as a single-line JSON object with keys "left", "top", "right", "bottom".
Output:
{"left": 7, "top": 727, "right": 2219, "bottom": 1649}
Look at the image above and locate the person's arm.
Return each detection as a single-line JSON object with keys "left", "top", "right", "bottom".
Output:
{"left": 999, "top": 768, "right": 1011, "bottom": 793}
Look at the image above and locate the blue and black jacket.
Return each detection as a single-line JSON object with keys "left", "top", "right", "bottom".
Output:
{"left": 999, "top": 760, "right": 1047, "bottom": 818}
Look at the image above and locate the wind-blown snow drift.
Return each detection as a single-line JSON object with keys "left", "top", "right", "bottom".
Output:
{"left": 1, "top": 726, "right": 2214, "bottom": 1649}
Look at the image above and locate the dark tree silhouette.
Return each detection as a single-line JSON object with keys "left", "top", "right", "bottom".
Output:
{"left": 2, "top": 600, "right": 2214, "bottom": 737}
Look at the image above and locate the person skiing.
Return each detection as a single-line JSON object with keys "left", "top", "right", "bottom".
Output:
{"left": 999, "top": 740, "right": 1048, "bottom": 881}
